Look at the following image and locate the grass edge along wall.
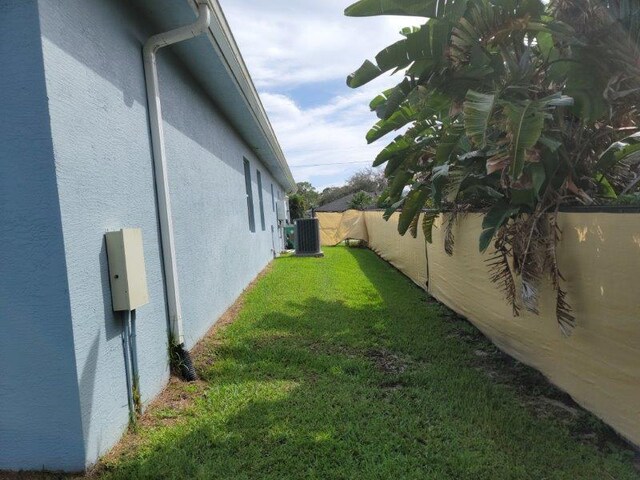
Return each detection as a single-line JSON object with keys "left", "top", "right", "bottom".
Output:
{"left": 317, "top": 210, "right": 640, "bottom": 448}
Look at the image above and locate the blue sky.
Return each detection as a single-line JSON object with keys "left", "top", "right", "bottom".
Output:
{"left": 219, "top": 0, "right": 421, "bottom": 191}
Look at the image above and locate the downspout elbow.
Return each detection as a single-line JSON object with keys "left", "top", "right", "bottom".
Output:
{"left": 143, "top": 4, "right": 211, "bottom": 57}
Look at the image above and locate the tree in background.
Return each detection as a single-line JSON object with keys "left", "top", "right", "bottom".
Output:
{"left": 288, "top": 182, "right": 320, "bottom": 220}
{"left": 349, "top": 191, "right": 375, "bottom": 210}
{"left": 318, "top": 168, "right": 388, "bottom": 206}
{"left": 319, "top": 186, "right": 348, "bottom": 206}
{"left": 346, "top": 0, "right": 639, "bottom": 333}
{"left": 347, "top": 168, "right": 387, "bottom": 193}
{"left": 288, "top": 193, "right": 307, "bottom": 221}
{"left": 296, "top": 181, "right": 320, "bottom": 209}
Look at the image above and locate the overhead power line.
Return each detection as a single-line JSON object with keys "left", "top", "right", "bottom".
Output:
{"left": 290, "top": 160, "right": 373, "bottom": 168}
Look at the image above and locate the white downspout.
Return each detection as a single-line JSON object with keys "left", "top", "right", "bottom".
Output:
{"left": 143, "top": 4, "right": 211, "bottom": 349}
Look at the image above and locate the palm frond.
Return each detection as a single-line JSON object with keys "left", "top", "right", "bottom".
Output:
{"left": 409, "top": 212, "right": 421, "bottom": 238}
{"left": 487, "top": 231, "right": 520, "bottom": 316}
{"left": 555, "top": 287, "right": 576, "bottom": 336}
{"left": 422, "top": 210, "right": 439, "bottom": 243}
{"left": 548, "top": 211, "right": 575, "bottom": 335}
{"left": 444, "top": 211, "right": 457, "bottom": 256}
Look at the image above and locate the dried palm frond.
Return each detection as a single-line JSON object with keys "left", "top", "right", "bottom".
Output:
{"left": 488, "top": 203, "right": 576, "bottom": 330}
{"left": 520, "top": 271, "right": 540, "bottom": 315}
{"left": 555, "top": 287, "right": 576, "bottom": 336}
{"left": 443, "top": 168, "right": 466, "bottom": 200}
{"left": 514, "top": 214, "right": 547, "bottom": 315}
{"left": 487, "top": 227, "right": 520, "bottom": 316}
{"left": 422, "top": 210, "right": 439, "bottom": 243}
{"left": 548, "top": 212, "right": 576, "bottom": 335}
{"left": 408, "top": 213, "right": 421, "bottom": 238}
{"left": 444, "top": 211, "right": 457, "bottom": 256}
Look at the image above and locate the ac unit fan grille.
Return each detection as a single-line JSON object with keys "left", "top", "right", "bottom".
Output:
{"left": 294, "top": 218, "right": 322, "bottom": 256}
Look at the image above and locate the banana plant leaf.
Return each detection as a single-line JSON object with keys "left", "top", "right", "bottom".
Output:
{"left": 345, "top": 0, "right": 441, "bottom": 18}
{"left": 463, "top": 90, "right": 497, "bottom": 147}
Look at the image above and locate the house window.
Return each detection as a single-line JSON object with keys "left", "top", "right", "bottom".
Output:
{"left": 271, "top": 183, "right": 275, "bottom": 211}
{"left": 243, "top": 158, "right": 255, "bottom": 232}
{"left": 257, "top": 169, "right": 266, "bottom": 231}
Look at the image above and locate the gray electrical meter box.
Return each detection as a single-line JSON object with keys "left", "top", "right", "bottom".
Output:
{"left": 105, "top": 228, "right": 150, "bottom": 311}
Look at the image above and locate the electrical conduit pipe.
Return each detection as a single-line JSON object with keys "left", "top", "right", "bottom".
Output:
{"left": 142, "top": 3, "right": 211, "bottom": 380}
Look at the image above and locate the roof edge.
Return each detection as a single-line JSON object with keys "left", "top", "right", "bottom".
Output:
{"left": 188, "top": 0, "right": 296, "bottom": 192}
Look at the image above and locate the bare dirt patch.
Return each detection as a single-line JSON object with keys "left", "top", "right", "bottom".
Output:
{"left": 85, "top": 264, "right": 274, "bottom": 477}
{"left": 443, "top": 307, "right": 639, "bottom": 464}
{"left": 92, "top": 376, "right": 208, "bottom": 475}
{"left": 190, "top": 264, "right": 273, "bottom": 371}
{"left": 366, "top": 348, "right": 408, "bottom": 375}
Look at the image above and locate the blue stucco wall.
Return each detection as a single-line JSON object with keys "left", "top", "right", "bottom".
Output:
{"left": 37, "top": 0, "right": 170, "bottom": 466}
{"left": 159, "top": 54, "right": 283, "bottom": 348}
{"left": 0, "top": 0, "right": 86, "bottom": 471}
{"left": 21, "top": 0, "right": 288, "bottom": 470}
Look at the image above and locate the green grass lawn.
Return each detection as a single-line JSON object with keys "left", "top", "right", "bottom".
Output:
{"left": 100, "top": 247, "right": 639, "bottom": 480}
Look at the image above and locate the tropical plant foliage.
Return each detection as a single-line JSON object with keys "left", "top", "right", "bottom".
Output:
{"left": 346, "top": 0, "right": 640, "bottom": 333}
{"left": 349, "top": 190, "right": 375, "bottom": 209}
{"left": 288, "top": 193, "right": 307, "bottom": 221}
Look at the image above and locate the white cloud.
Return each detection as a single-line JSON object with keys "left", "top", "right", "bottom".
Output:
{"left": 258, "top": 83, "right": 388, "bottom": 190}
{"left": 220, "top": 0, "right": 420, "bottom": 89}
{"left": 219, "top": 0, "right": 423, "bottom": 189}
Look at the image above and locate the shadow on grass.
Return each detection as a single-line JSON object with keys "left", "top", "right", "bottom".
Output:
{"left": 349, "top": 247, "right": 638, "bottom": 453}
{"left": 101, "top": 248, "right": 639, "bottom": 480}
